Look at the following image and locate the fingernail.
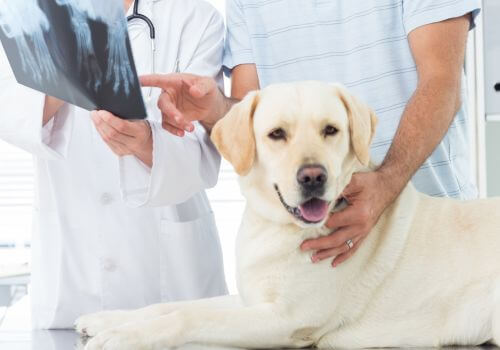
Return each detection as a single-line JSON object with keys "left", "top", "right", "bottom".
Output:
{"left": 311, "top": 255, "right": 318, "bottom": 263}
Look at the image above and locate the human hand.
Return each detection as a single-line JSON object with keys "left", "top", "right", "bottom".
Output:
{"left": 140, "top": 73, "right": 226, "bottom": 137}
{"left": 91, "top": 110, "right": 153, "bottom": 167}
{"left": 300, "top": 171, "right": 396, "bottom": 267}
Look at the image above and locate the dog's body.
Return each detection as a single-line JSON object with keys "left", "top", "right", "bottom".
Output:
{"left": 77, "top": 82, "right": 500, "bottom": 349}
{"left": 234, "top": 181, "right": 500, "bottom": 348}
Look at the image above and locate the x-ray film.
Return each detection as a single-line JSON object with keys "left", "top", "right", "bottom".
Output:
{"left": 0, "top": 0, "right": 146, "bottom": 119}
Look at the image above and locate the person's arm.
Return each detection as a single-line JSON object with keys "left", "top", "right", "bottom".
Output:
{"left": 0, "top": 45, "right": 72, "bottom": 159}
{"left": 42, "top": 95, "right": 65, "bottom": 126}
{"left": 376, "top": 14, "right": 470, "bottom": 202}
{"left": 200, "top": 63, "right": 259, "bottom": 131}
{"left": 231, "top": 64, "right": 260, "bottom": 100}
{"left": 301, "top": 14, "right": 471, "bottom": 266}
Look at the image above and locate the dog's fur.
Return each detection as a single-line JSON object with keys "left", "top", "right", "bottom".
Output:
{"left": 77, "top": 81, "right": 500, "bottom": 349}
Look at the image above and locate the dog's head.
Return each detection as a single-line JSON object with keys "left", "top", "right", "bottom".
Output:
{"left": 211, "top": 81, "right": 377, "bottom": 228}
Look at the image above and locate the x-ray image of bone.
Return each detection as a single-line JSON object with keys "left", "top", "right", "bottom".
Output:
{"left": 55, "top": 0, "right": 134, "bottom": 95}
{"left": 92, "top": 1, "right": 135, "bottom": 95}
{"left": 55, "top": 0, "right": 102, "bottom": 91}
{"left": 0, "top": 0, "right": 57, "bottom": 85}
{"left": 104, "top": 18, "right": 134, "bottom": 95}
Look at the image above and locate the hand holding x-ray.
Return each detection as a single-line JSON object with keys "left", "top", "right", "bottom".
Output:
{"left": 0, "top": 0, "right": 146, "bottom": 119}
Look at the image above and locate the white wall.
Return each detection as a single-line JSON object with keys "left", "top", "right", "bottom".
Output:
{"left": 203, "top": 0, "right": 243, "bottom": 294}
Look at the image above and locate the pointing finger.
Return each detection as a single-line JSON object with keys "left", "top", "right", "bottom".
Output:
{"left": 140, "top": 74, "right": 179, "bottom": 89}
{"left": 140, "top": 73, "right": 199, "bottom": 90}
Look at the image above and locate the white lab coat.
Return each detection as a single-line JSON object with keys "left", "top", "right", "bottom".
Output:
{"left": 0, "top": 0, "right": 227, "bottom": 329}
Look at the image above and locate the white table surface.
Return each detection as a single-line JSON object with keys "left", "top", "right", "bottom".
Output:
{"left": 0, "top": 296, "right": 497, "bottom": 350}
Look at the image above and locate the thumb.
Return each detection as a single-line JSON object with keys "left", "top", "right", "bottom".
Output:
{"left": 342, "top": 173, "right": 364, "bottom": 196}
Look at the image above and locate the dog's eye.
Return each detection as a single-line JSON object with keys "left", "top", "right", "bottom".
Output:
{"left": 323, "top": 125, "right": 338, "bottom": 137}
{"left": 268, "top": 128, "right": 287, "bottom": 141}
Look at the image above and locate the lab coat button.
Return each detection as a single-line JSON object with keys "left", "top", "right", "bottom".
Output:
{"left": 102, "top": 259, "right": 116, "bottom": 272}
{"left": 100, "top": 193, "right": 113, "bottom": 205}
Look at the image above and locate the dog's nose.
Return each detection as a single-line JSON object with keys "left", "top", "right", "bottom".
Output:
{"left": 297, "top": 165, "right": 328, "bottom": 192}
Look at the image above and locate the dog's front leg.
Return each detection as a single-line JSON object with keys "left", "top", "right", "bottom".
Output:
{"left": 76, "top": 295, "right": 240, "bottom": 337}
{"left": 85, "top": 303, "right": 309, "bottom": 350}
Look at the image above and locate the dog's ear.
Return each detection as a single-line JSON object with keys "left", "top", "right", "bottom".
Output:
{"left": 336, "top": 85, "right": 378, "bottom": 166}
{"left": 211, "top": 91, "right": 260, "bottom": 176}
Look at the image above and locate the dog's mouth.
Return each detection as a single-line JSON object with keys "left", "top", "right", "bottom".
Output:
{"left": 274, "top": 184, "right": 332, "bottom": 224}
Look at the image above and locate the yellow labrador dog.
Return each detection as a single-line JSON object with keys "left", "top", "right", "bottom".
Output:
{"left": 77, "top": 81, "right": 500, "bottom": 349}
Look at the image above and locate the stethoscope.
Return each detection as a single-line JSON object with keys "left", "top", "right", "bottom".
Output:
{"left": 127, "top": 0, "right": 155, "bottom": 98}
{"left": 126, "top": 0, "right": 181, "bottom": 99}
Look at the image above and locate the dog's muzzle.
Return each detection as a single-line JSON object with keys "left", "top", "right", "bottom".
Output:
{"left": 296, "top": 164, "right": 328, "bottom": 198}
{"left": 274, "top": 184, "right": 331, "bottom": 224}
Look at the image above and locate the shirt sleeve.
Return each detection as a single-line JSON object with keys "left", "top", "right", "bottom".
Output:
{"left": 0, "top": 43, "right": 73, "bottom": 160}
{"left": 402, "top": 0, "right": 482, "bottom": 35}
{"left": 223, "top": 0, "right": 255, "bottom": 73}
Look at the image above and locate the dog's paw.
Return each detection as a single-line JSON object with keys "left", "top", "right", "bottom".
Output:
{"left": 84, "top": 327, "right": 149, "bottom": 350}
{"left": 75, "top": 310, "right": 136, "bottom": 337}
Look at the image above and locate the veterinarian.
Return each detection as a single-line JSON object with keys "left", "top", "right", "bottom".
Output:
{"left": 0, "top": 0, "right": 227, "bottom": 329}
{"left": 141, "top": 0, "right": 481, "bottom": 266}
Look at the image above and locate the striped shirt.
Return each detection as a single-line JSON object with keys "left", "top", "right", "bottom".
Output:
{"left": 223, "top": 0, "right": 481, "bottom": 199}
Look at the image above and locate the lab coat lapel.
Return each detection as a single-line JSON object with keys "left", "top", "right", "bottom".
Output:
{"left": 126, "top": 0, "right": 155, "bottom": 116}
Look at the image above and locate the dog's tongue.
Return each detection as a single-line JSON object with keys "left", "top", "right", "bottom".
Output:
{"left": 298, "top": 198, "right": 329, "bottom": 223}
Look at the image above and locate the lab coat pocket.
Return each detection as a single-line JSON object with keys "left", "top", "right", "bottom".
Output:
{"left": 159, "top": 212, "right": 227, "bottom": 302}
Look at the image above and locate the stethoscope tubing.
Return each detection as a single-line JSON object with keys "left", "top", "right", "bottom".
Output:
{"left": 125, "top": 0, "right": 181, "bottom": 100}
{"left": 127, "top": 0, "right": 155, "bottom": 40}
{"left": 126, "top": 0, "right": 156, "bottom": 97}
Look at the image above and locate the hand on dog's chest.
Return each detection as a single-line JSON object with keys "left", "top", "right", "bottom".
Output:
{"left": 301, "top": 225, "right": 331, "bottom": 240}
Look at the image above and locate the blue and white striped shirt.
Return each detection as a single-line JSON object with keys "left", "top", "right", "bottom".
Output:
{"left": 223, "top": 0, "right": 481, "bottom": 199}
